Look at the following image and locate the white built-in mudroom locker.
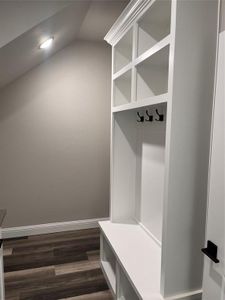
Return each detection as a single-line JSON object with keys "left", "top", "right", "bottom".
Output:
{"left": 99, "top": 1, "right": 224, "bottom": 300}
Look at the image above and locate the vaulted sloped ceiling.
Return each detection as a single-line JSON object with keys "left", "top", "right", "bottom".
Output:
{"left": 0, "top": 0, "right": 74, "bottom": 49}
{"left": 0, "top": 0, "right": 128, "bottom": 89}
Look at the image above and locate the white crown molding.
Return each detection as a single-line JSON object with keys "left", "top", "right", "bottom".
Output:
{"left": 104, "top": 0, "right": 150, "bottom": 46}
{"left": 2, "top": 217, "right": 109, "bottom": 239}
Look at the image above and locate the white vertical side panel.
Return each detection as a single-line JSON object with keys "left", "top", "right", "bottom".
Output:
{"left": 162, "top": 0, "right": 219, "bottom": 297}
{"left": 111, "top": 111, "right": 137, "bottom": 222}
{"left": 110, "top": 46, "right": 115, "bottom": 221}
{"left": 132, "top": 23, "right": 138, "bottom": 104}
{"left": 202, "top": 30, "right": 225, "bottom": 300}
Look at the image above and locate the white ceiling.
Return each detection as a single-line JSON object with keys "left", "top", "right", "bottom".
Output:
{"left": 0, "top": 0, "right": 128, "bottom": 89}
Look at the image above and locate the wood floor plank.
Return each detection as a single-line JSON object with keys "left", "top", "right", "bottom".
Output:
{"left": 4, "top": 294, "right": 20, "bottom": 300}
{"left": 6, "top": 268, "right": 102, "bottom": 293}
{"left": 4, "top": 228, "right": 110, "bottom": 300}
{"left": 4, "top": 249, "right": 87, "bottom": 272}
{"left": 3, "top": 237, "right": 28, "bottom": 247}
{"left": 87, "top": 250, "right": 100, "bottom": 261}
{"left": 59, "top": 290, "right": 113, "bottom": 299}
{"left": 4, "top": 229, "right": 99, "bottom": 249}
{"left": 11, "top": 238, "right": 100, "bottom": 256}
{"left": 28, "top": 228, "right": 100, "bottom": 241}
{"left": 5, "top": 266, "right": 55, "bottom": 284}
{"left": 3, "top": 248, "right": 13, "bottom": 256}
{"left": 55, "top": 260, "right": 100, "bottom": 275}
{"left": 19, "top": 269, "right": 108, "bottom": 300}
{"left": 53, "top": 240, "right": 99, "bottom": 257}
{"left": 5, "top": 288, "right": 20, "bottom": 299}
{"left": 10, "top": 235, "right": 100, "bottom": 255}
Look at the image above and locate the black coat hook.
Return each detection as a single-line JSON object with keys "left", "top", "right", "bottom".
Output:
{"left": 137, "top": 112, "right": 144, "bottom": 122}
{"left": 145, "top": 110, "right": 153, "bottom": 122}
{"left": 155, "top": 109, "right": 164, "bottom": 122}
{"left": 202, "top": 240, "right": 220, "bottom": 263}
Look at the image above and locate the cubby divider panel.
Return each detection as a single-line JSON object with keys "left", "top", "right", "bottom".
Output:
{"left": 117, "top": 266, "right": 139, "bottom": 300}
{"left": 100, "top": 234, "right": 117, "bottom": 295}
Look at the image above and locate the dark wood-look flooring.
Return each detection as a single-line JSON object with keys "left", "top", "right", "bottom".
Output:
{"left": 3, "top": 228, "right": 113, "bottom": 300}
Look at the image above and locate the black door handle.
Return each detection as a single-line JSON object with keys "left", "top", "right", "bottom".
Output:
{"left": 0, "top": 239, "right": 2, "bottom": 248}
{"left": 202, "top": 240, "right": 220, "bottom": 263}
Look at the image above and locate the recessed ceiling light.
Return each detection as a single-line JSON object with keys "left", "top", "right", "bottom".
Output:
{"left": 39, "top": 37, "right": 54, "bottom": 49}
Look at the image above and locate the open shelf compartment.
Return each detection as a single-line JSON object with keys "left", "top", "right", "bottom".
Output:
{"left": 117, "top": 266, "right": 139, "bottom": 300}
{"left": 100, "top": 234, "right": 117, "bottom": 295}
{"left": 137, "top": 0, "right": 171, "bottom": 57}
{"left": 114, "top": 28, "right": 133, "bottom": 73}
{"left": 112, "top": 103, "right": 167, "bottom": 243}
{"left": 136, "top": 45, "right": 169, "bottom": 101}
{"left": 113, "top": 69, "right": 132, "bottom": 106}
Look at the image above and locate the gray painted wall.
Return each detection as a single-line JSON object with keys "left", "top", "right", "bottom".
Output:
{"left": 0, "top": 40, "right": 111, "bottom": 228}
{"left": 220, "top": 0, "right": 225, "bottom": 32}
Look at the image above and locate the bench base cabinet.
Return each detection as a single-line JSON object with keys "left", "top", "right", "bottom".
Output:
{"left": 100, "top": 222, "right": 202, "bottom": 300}
{"left": 102, "top": 0, "right": 219, "bottom": 299}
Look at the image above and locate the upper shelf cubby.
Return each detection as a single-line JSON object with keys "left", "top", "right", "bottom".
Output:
{"left": 136, "top": 45, "right": 169, "bottom": 101}
{"left": 113, "top": 69, "right": 132, "bottom": 107}
{"left": 137, "top": 0, "right": 171, "bottom": 57}
{"left": 114, "top": 28, "right": 133, "bottom": 73}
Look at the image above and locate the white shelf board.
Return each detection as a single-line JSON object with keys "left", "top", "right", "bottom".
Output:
{"left": 113, "top": 63, "right": 132, "bottom": 80}
{"left": 134, "top": 35, "right": 170, "bottom": 67}
{"left": 112, "top": 93, "right": 168, "bottom": 113}
{"left": 99, "top": 220, "right": 163, "bottom": 300}
{"left": 100, "top": 261, "right": 116, "bottom": 296}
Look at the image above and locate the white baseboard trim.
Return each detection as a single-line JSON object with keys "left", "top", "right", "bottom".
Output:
{"left": 2, "top": 217, "right": 109, "bottom": 239}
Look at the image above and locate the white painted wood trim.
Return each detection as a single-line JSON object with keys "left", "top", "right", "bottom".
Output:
{"left": 138, "top": 221, "right": 162, "bottom": 247}
{"left": 112, "top": 93, "right": 168, "bottom": 113}
{"left": 204, "top": 0, "right": 221, "bottom": 242}
{"left": 2, "top": 218, "right": 109, "bottom": 239}
{"left": 100, "top": 261, "right": 116, "bottom": 298}
{"left": 104, "top": 0, "right": 151, "bottom": 46}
